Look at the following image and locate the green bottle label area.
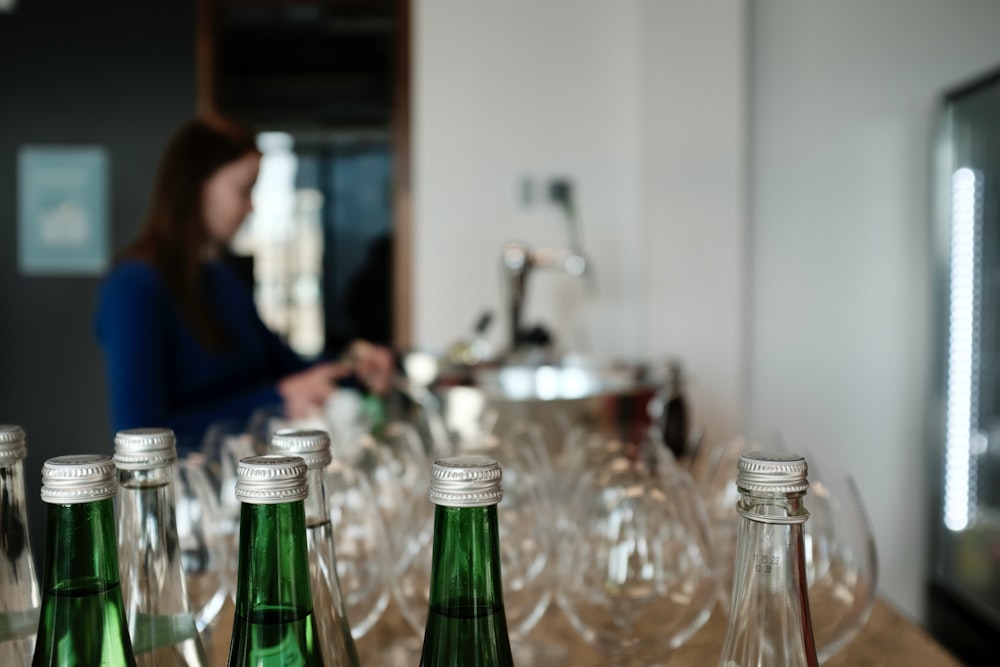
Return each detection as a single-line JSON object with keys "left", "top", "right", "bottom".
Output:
{"left": 229, "top": 608, "right": 316, "bottom": 667}
{"left": 420, "top": 603, "right": 514, "bottom": 666}
{"left": 420, "top": 504, "right": 514, "bottom": 667}
{"left": 32, "top": 582, "right": 135, "bottom": 667}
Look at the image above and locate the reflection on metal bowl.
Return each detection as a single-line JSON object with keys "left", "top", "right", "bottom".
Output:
{"left": 438, "top": 360, "right": 665, "bottom": 455}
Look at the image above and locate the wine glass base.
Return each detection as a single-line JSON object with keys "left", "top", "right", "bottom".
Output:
{"left": 512, "top": 637, "right": 569, "bottom": 666}
{"left": 372, "top": 634, "right": 569, "bottom": 666}
{"left": 376, "top": 635, "right": 423, "bottom": 667}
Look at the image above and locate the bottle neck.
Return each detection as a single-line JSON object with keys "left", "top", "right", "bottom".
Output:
{"left": 234, "top": 500, "right": 314, "bottom": 618}
{"left": 42, "top": 498, "right": 121, "bottom": 593}
{"left": 736, "top": 488, "right": 810, "bottom": 525}
{"left": 303, "top": 467, "right": 329, "bottom": 527}
{"left": 0, "top": 459, "right": 39, "bottom": 586}
{"left": 302, "top": 467, "right": 360, "bottom": 666}
{"left": 116, "top": 465, "right": 192, "bottom": 615}
{"left": 720, "top": 489, "right": 818, "bottom": 667}
{"left": 426, "top": 504, "right": 505, "bottom": 612}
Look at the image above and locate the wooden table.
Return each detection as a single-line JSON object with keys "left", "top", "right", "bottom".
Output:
{"left": 207, "top": 595, "right": 961, "bottom": 666}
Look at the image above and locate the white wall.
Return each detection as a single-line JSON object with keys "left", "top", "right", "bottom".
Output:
{"left": 413, "top": 0, "right": 748, "bottom": 442}
{"left": 639, "top": 0, "right": 748, "bottom": 448}
{"left": 750, "top": 0, "right": 1000, "bottom": 620}
{"left": 413, "top": 0, "right": 643, "bottom": 362}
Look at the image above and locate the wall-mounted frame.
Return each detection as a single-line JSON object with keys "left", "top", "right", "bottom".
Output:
{"left": 17, "top": 145, "right": 109, "bottom": 276}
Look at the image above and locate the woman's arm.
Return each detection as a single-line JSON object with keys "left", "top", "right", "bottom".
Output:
{"left": 94, "top": 263, "right": 287, "bottom": 442}
{"left": 94, "top": 263, "right": 176, "bottom": 433}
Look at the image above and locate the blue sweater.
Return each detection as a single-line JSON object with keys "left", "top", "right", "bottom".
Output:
{"left": 93, "top": 259, "right": 309, "bottom": 453}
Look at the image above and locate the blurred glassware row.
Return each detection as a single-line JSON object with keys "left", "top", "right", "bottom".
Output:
{"left": 2, "top": 369, "right": 879, "bottom": 666}
{"left": 169, "top": 385, "right": 879, "bottom": 666}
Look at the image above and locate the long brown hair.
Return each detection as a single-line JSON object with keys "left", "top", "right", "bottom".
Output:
{"left": 120, "top": 115, "right": 260, "bottom": 348}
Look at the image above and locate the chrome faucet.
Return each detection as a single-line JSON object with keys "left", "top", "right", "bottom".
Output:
{"left": 501, "top": 242, "right": 587, "bottom": 355}
{"left": 500, "top": 178, "right": 595, "bottom": 359}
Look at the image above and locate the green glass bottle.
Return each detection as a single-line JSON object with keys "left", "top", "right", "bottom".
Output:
{"left": 226, "top": 455, "right": 324, "bottom": 667}
{"left": 419, "top": 456, "right": 514, "bottom": 667}
{"left": 114, "top": 428, "right": 209, "bottom": 666}
{"left": 31, "top": 454, "right": 138, "bottom": 667}
{"left": 267, "top": 429, "right": 359, "bottom": 666}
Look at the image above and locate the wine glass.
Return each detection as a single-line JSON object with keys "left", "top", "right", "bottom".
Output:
{"left": 556, "top": 436, "right": 717, "bottom": 666}
{"left": 696, "top": 434, "right": 765, "bottom": 614}
{"left": 326, "top": 400, "right": 436, "bottom": 661}
{"left": 325, "top": 456, "right": 392, "bottom": 640}
{"left": 801, "top": 464, "right": 879, "bottom": 663}
{"left": 377, "top": 419, "right": 443, "bottom": 663}
{"left": 202, "top": 427, "right": 257, "bottom": 597}
{"left": 174, "top": 454, "right": 229, "bottom": 633}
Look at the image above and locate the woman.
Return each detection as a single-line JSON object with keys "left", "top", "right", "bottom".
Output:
{"left": 94, "top": 115, "right": 392, "bottom": 453}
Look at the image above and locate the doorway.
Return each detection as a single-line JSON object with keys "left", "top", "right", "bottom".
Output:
{"left": 196, "top": 0, "right": 411, "bottom": 356}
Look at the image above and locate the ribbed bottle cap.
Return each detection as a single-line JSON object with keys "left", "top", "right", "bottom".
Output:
{"left": 737, "top": 451, "right": 809, "bottom": 494}
{"left": 0, "top": 425, "right": 27, "bottom": 463}
{"left": 268, "top": 429, "right": 332, "bottom": 469}
{"left": 429, "top": 455, "right": 503, "bottom": 507}
{"left": 114, "top": 427, "right": 177, "bottom": 470}
{"left": 235, "top": 455, "right": 309, "bottom": 504}
{"left": 41, "top": 455, "right": 117, "bottom": 504}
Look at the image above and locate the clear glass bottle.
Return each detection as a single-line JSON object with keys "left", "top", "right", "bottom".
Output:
{"left": 268, "top": 429, "right": 360, "bottom": 666}
{"left": 32, "top": 454, "right": 137, "bottom": 667}
{"left": 226, "top": 455, "right": 324, "bottom": 667}
{"left": 114, "top": 428, "right": 209, "bottom": 666}
{"left": 719, "top": 451, "right": 819, "bottom": 667}
{"left": 419, "top": 455, "right": 514, "bottom": 667}
{"left": 0, "top": 425, "right": 40, "bottom": 666}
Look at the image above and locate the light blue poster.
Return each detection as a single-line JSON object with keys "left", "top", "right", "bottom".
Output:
{"left": 18, "top": 146, "right": 109, "bottom": 275}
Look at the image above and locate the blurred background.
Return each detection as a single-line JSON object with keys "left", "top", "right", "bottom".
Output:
{"left": 2, "top": 0, "right": 1000, "bottom": 662}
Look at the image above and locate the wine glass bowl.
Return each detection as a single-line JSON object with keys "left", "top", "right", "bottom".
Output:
{"left": 173, "top": 455, "right": 229, "bottom": 632}
{"left": 802, "top": 471, "right": 879, "bottom": 663}
{"left": 556, "top": 451, "right": 716, "bottom": 666}
{"left": 325, "top": 457, "right": 392, "bottom": 640}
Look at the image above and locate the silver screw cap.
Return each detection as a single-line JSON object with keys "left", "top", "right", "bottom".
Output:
{"left": 41, "top": 455, "right": 117, "bottom": 504}
{"left": 429, "top": 455, "right": 503, "bottom": 508}
{"left": 235, "top": 455, "right": 309, "bottom": 504}
{"left": 737, "top": 451, "right": 809, "bottom": 494}
{"left": 268, "top": 429, "right": 332, "bottom": 469}
{"left": 114, "top": 427, "right": 177, "bottom": 470}
{"left": 0, "top": 425, "right": 27, "bottom": 463}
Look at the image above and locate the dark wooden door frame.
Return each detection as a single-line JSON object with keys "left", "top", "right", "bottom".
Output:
{"left": 390, "top": 0, "right": 412, "bottom": 351}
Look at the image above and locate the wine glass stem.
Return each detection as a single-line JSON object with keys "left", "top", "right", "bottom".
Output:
{"left": 607, "top": 645, "right": 671, "bottom": 667}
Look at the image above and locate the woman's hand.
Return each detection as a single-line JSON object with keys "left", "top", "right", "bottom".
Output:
{"left": 276, "top": 361, "right": 347, "bottom": 419}
{"left": 277, "top": 341, "right": 395, "bottom": 419}
{"left": 344, "top": 340, "right": 396, "bottom": 395}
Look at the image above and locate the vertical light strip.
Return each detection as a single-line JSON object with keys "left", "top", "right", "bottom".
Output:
{"left": 944, "top": 168, "right": 981, "bottom": 531}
